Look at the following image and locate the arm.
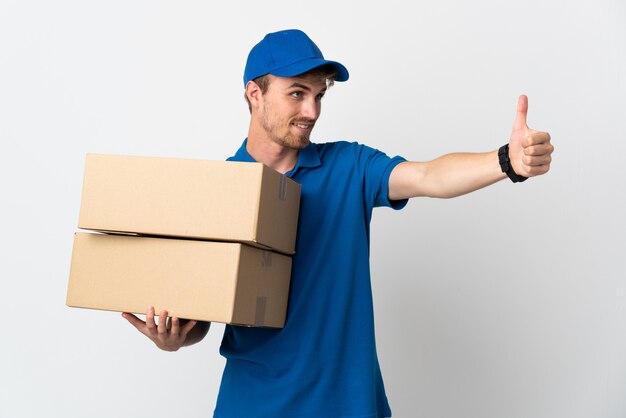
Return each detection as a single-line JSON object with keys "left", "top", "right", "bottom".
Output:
{"left": 389, "top": 95, "right": 553, "bottom": 200}
{"left": 122, "top": 306, "right": 211, "bottom": 352}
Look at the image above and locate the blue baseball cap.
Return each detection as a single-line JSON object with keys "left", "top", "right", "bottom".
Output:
{"left": 243, "top": 29, "right": 349, "bottom": 86}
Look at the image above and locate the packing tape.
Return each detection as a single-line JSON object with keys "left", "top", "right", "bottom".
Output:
{"left": 254, "top": 296, "right": 267, "bottom": 326}
{"left": 279, "top": 175, "right": 287, "bottom": 201}
{"left": 261, "top": 250, "right": 272, "bottom": 267}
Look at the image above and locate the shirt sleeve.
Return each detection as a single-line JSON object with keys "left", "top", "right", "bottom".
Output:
{"left": 354, "top": 143, "right": 409, "bottom": 211}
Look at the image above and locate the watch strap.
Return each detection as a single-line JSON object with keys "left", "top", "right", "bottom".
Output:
{"left": 498, "top": 144, "right": 528, "bottom": 183}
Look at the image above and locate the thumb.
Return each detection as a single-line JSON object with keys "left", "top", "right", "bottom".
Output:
{"left": 181, "top": 320, "right": 198, "bottom": 337}
{"left": 513, "top": 94, "right": 528, "bottom": 130}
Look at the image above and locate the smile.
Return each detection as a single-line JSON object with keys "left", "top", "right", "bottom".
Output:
{"left": 292, "top": 122, "right": 313, "bottom": 130}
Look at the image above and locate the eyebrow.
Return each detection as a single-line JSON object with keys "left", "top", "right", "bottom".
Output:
{"left": 287, "top": 82, "right": 327, "bottom": 92}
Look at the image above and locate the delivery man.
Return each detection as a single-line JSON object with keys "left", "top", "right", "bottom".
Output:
{"left": 122, "top": 29, "right": 554, "bottom": 417}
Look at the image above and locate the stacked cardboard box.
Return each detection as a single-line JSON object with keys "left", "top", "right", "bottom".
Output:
{"left": 67, "top": 154, "right": 301, "bottom": 328}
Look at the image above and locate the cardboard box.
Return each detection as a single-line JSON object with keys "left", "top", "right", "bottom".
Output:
{"left": 78, "top": 154, "right": 301, "bottom": 255}
{"left": 67, "top": 232, "right": 292, "bottom": 328}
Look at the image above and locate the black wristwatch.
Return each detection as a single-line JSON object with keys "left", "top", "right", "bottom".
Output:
{"left": 498, "top": 144, "right": 528, "bottom": 183}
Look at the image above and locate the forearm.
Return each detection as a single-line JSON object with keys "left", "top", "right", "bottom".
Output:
{"left": 389, "top": 96, "right": 552, "bottom": 200}
{"left": 389, "top": 151, "right": 506, "bottom": 199}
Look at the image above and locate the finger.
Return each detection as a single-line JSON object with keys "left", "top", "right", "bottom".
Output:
{"left": 180, "top": 320, "right": 198, "bottom": 337}
{"left": 524, "top": 143, "right": 554, "bottom": 156}
{"left": 146, "top": 306, "right": 157, "bottom": 336}
{"left": 171, "top": 317, "right": 180, "bottom": 335}
{"left": 122, "top": 313, "right": 148, "bottom": 334}
{"left": 523, "top": 131, "right": 551, "bottom": 147}
{"left": 157, "top": 310, "right": 168, "bottom": 336}
{"left": 522, "top": 162, "right": 551, "bottom": 176}
{"left": 513, "top": 95, "right": 528, "bottom": 130}
{"left": 522, "top": 154, "right": 552, "bottom": 166}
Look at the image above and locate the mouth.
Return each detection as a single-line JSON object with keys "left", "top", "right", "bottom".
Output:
{"left": 291, "top": 121, "right": 315, "bottom": 132}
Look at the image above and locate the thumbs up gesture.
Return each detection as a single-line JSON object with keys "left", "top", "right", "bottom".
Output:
{"left": 507, "top": 95, "right": 553, "bottom": 178}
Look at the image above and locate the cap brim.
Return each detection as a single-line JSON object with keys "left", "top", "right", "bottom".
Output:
{"left": 270, "top": 58, "right": 349, "bottom": 82}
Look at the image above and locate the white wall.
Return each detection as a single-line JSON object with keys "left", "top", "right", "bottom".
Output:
{"left": 1, "top": 1, "right": 624, "bottom": 417}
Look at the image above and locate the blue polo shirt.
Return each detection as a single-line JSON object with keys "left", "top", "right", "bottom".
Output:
{"left": 215, "top": 139, "right": 407, "bottom": 418}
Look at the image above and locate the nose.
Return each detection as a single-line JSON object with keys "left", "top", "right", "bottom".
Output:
{"left": 300, "top": 97, "right": 320, "bottom": 120}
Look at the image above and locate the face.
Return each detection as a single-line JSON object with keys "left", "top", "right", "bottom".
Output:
{"left": 255, "top": 74, "right": 328, "bottom": 149}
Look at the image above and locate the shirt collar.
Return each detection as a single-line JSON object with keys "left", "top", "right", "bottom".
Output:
{"left": 294, "top": 141, "right": 321, "bottom": 169}
{"left": 230, "top": 138, "right": 322, "bottom": 171}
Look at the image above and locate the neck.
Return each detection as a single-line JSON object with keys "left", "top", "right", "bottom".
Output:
{"left": 247, "top": 125, "right": 299, "bottom": 175}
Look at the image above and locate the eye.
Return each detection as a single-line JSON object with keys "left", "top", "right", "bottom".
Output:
{"left": 290, "top": 91, "right": 303, "bottom": 98}
{"left": 316, "top": 92, "right": 325, "bottom": 101}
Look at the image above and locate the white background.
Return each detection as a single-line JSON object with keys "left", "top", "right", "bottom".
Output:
{"left": 1, "top": 1, "right": 625, "bottom": 417}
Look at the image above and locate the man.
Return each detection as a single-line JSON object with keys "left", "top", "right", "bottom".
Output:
{"left": 123, "top": 29, "right": 553, "bottom": 417}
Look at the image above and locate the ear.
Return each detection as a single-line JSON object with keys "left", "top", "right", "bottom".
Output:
{"left": 245, "top": 81, "right": 262, "bottom": 110}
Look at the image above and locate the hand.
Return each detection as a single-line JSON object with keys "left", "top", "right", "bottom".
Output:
{"left": 508, "top": 95, "right": 553, "bottom": 177}
{"left": 122, "top": 306, "right": 198, "bottom": 352}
